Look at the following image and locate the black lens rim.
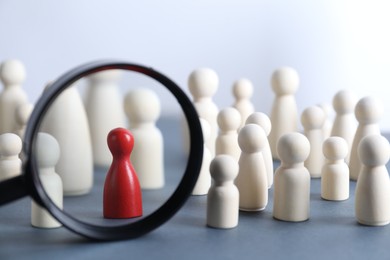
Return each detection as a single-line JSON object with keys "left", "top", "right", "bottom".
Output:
{"left": 23, "top": 60, "right": 203, "bottom": 241}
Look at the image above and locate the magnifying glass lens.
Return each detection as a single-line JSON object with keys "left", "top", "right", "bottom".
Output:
{"left": 0, "top": 61, "right": 205, "bottom": 240}
{"left": 33, "top": 68, "right": 189, "bottom": 227}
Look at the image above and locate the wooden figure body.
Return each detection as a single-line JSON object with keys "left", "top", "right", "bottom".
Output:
{"left": 273, "top": 132, "right": 311, "bottom": 222}
{"left": 317, "top": 103, "right": 333, "bottom": 140}
{"left": 103, "top": 128, "right": 142, "bottom": 219}
{"left": 85, "top": 70, "right": 127, "bottom": 167}
{"left": 321, "top": 137, "right": 349, "bottom": 201}
{"left": 246, "top": 112, "right": 273, "bottom": 188}
{"left": 301, "top": 106, "right": 326, "bottom": 178}
{"left": 207, "top": 155, "right": 239, "bottom": 229}
{"left": 15, "top": 102, "right": 33, "bottom": 139}
{"left": 269, "top": 67, "right": 299, "bottom": 159}
{"left": 31, "top": 133, "right": 63, "bottom": 228}
{"left": 330, "top": 90, "right": 357, "bottom": 163}
{"left": 124, "top": 88, "right": 164, "bottom": 189}
{"left": 232, "top": 78, "right": 255, "bottom": 128}
{"left": 192, "top": 118, "right": 212, "bottom": 195}
{"left": 187, "top": 68, "right": 219, "bottom": 156}
{"left": 355, "top": 134, "right": 390, "bottom": 226}
{"left": 349, "top": 96, "right": 383, "bottom": 181}
{"left": 0, "top": 133, "right": 22, "bottom": 181}
{"left": 235, "top": 124, "right": 268, "bottom": 211}
{"left": 40, "top": 86, "right": 93, "bottom": 195}
{"left": 0, "top": 59, "right": 28, "bottom": 134}
{"left": 215, "top": 107, "right": 241, "bottom": 162}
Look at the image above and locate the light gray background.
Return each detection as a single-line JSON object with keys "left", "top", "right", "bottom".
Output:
{"left": 1, "top": 0, "right": 390, "bottom": 129}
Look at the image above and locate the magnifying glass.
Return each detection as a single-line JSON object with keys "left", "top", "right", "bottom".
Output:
{"left": 0, "top": 60, "right": 203, "bottom": 241}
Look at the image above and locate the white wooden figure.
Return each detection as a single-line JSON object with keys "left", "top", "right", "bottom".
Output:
{"left": 301, "top": 106, "right": 326, "bottom": 178}
{"left": 349, "top": 96, "right": 383, "bottom": 181}
{"left": 330, "top": 90, "right": 357, "bottom": 163}
{"left": 245, "top": 112, "right": 274, "bottom": 188}
{"left": 245, "top": 112, "right": 274, "bottom": 189}
{"left": 192, "top": 118, "right": 212, "bottom": 195}
{"left": 269, "top": 67, "right": 299, "bottom": 159}
{"left": 235, "top": 124, "right": 268, "bottom": 211}
{"left": 40, "top": 85, "right": 93, "bottom": 196}
{"left": 273, "top": 132, "right": 311, "bottom": 222}
{"left": 15, "top": 102, "right": 33, "bottom": 139}
{"left": 124, "top": 88, "right": 164, "bottom": 189}
{"left": 317, "top": 103, "right": 333, "bottom": 140}
{"left": 187, "top": 68, "right": 219, "bottom": 156}
{"left": 85, "top": 70, "right": 127, "bottom": 167}
{"left": 321, "top": 136, "right": 349, "bottom": 201}
{"left": 207, "top": 154, "right": 239, "bottom": 229}
{"left": 215, "top": 107, "right": 241, "bottom": 162}
{"left": 0, "top": 59, "right": 28, "bottom": 134}
{"left": 0, "top": 133, "right": 22, "bottom": 181}
{"left": 355, "top": 134, "right": 390, "bottom": 226}
{"left": 232, "top": 78, "right": 255, "bottom": 128}
{"left": 31, "top": 133, "right": 63, "bottom": 228}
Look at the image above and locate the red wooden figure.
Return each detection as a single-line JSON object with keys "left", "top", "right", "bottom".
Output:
{"left": 103, "top": 127, "right": 143, "bottom": 218}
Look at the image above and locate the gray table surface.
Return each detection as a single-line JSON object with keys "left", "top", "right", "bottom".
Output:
{"left": 1, "top": 117, "right": 390, "bottom": 260}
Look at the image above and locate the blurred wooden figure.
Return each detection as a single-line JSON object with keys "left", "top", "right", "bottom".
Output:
{"left": 192, "top": 118, "right": 212, "bottom": 195}
{"left": 245, "top": 112, "right": 273, "bottom": 188}
{"left": 235, "top": 124, "right": 268, "bottom": 211}
{"left": 349, "top": 96, "right": 383, "bottom": 181}
{"left": 0, "top": 133, "right": 22, "bottom": 181}
{"left": 85, "top": 70, "right": 127, "bottom": 167}
{"left": 321, "top": 137, "right": 349, "bottom": 201}
{"left": 216, "top": 107, "right": 241, "bottom": 162}
{"left": 187, "top": 68, "right": 219, "bottom": 156}
{"left": 301, "top": 106, "right": 326, "bottom": 178}
{"left": 330, "top": 90, "right": 357, "bottom": 163}
{"left": 207, "top": 155, "right": 239, "bottom": 229}
{"left": 0, "top": 59, "right": 28, "bottom": 134}
{"left": 232, "top": 78, "right": 255, "bottom": 128}
{"left": 31, "top": 133, "right": 63, "bottom": 228}
{"left": 269, "top": 67, "right": 299, "bottom": 159}
{"left": 355, "top": 134, "right": 390, "bottom": 226}
{"left": 15, "top": 102, "right": 33, "bottom": 139}
{"left": 273, "top": 132, "right": 311, "bottom": 222}
{"left": 40, "top": 85, "right": 93, "bottom": 196}
{"left": 124, "top": 88, "right": 164, "bottom": 189}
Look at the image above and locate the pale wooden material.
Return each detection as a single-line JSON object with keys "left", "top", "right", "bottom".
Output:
{"left": 207, "top": 155, "right": 239, "bottom": 229}
{"left": 269, "top": 67, "right": 299, "bottom": 159}
{"left": 349, "top": 96, "right": 383, "bottom": 181}
{"left": 235, "top": 124, "right": 268, "bottom": 211}
{"left": 317, "top": 103, "right": 333, "bottom": 140}
{"left": 85, "top": 70, "right": 127, "bottom": 167}
{"left": 330, "top": 90, "right": 357, "bottom": 163}
{"left": 31, "top": 133, "right": 63, "bottom": 228}
{"left": 245, "top": 112, "right": 273, "bottom": 188}
{"left": 187, "top": 68, "right": 219, "bottom": 156}
{"left": 232, "top": 78, "right": 255, "bottom": 128}
{"left": 15, "top": 102, "right": 33, "bottom": 139}
{"left": 124, "top": 88, "right": 164, "bottom": 189}
{"left": 192, "top": 118, "right": 212, "bottom": 195}
{"left": 355, "top": 134, "right": 390, "bottom": 226}
{"left": 273, "top": 132, "right": 311, "bottom": 222}
{"left": 301, "top": 106, "right": 326, "bottom": 178}
{"left": 40, "top": 86, "right": 93, "bottom": 196}
{"left": 0, "top": 60, "right": 28, "bottom": 134}
{"left": 0, "top": 133, "right": 22, "bottom": 181}
{"left": 215, "top": 107, "right": 241, "bottom": 162}
{"left": 321, "top": 136, "right": 349, "bottom": 201}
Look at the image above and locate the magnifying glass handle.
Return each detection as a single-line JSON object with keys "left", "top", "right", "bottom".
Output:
{"left": 0, "top": 175, "right": 28, "bottom": 205}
